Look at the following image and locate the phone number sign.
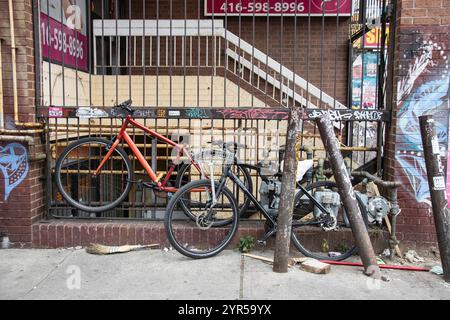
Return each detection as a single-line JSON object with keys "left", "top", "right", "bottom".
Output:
{"left": 40, "top": 13, "right": 88, "bottom": 72}
{"left": 205, "top": 0, "right": 352, "bottom": 16}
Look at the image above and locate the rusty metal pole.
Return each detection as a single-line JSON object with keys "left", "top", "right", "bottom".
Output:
{"left": 419, "top": 115, "right": 450, "bottom": 283}
{"left": 273, "top": 108, "right": 303, "bottom": 273}
{"left": 316, "top": 115, "right": 380, "bottom": 278}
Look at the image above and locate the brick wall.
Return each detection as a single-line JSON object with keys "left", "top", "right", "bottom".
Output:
{"left": 0, "top": 0, "right": 46, "bottom": 247}
{"left": 384, "top": 0, "right": 450, "bottom": 249}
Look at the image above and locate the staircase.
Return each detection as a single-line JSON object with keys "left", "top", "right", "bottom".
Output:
{"left": 92, "top": 19, "right": 348, "bottom": 112}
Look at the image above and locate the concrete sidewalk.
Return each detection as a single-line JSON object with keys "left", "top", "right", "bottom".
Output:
{"left": 0, "top": 248, "right": 449, "bottom": 300}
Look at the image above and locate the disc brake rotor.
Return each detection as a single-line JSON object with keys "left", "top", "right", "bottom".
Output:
{"left": 195, "top": 210, "right": 215, "bottom": 230}
{"left": 322, "top": 214, "right": 338, "bottom": 231}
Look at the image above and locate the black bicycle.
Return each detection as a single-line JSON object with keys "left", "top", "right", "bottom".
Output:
{"left": 164, "top": 159, "right": 368, "bottom": 260}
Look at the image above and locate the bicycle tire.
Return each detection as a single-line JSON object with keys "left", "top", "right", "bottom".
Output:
{"left": 291, "top": 181, "right": 369, "bottom": 261}
{"left": 55, "top": 137, "right": 132, "bottom": 213}
{"left": 165, "top": 179, "right": 239, "bottom": 259}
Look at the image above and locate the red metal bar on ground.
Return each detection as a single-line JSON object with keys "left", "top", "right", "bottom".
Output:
{"left": 321, "top": 260, "right": 429, "bottom": 272}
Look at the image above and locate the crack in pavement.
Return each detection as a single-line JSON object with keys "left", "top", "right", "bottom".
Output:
{"left": 19, "top": 250, "right": 75, "bottom": 300}
{"left": 239, "top": 255, "right": 245, "bottom": 300}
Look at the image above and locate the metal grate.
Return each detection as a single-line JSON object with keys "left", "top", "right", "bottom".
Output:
{"left": 35, "top": 0, "right": 393, "bottom": 220}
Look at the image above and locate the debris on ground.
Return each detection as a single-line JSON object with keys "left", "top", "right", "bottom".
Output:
{"left": 404, "top": 250, "right": 425, "bottom": 264}
{"left": 299, "top": 258, "right": 331, "bottom": 274}
{"left": 428, "top": 247, "right": 440, "bottom": 258}
{"left": 242, "top": 253, "right": 298, "bottom": 267}
{"left": 382, "top": 249, "right": 391, "bottom": 257}
{"left": 242, "top": 253, "right": 274, "bottom": 265}
{"left": 86, "top": 243, "right": 159, "bottom": 255}
{"left": 429, "top": 266, "right": 444, "bottom": 275}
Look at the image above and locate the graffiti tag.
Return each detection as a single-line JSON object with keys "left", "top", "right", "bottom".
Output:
{"left": 307, "top": 109, "right": 384, "bottom": 121}
{"left": 0, "top": 143, "right": 29, "bottom": 201}
{"left": 216, "top": 108, "right": 289, "bottom": 120}
{"left": 185, "top": 108, "right": 209, "bottom": 119}
{"left": 76, "top": 107, "right": 108, "bottom": 118}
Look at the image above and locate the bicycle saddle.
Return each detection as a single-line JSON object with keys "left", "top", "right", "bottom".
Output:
{"left": 116, "top": 99, "right": 135, "bottom": 115}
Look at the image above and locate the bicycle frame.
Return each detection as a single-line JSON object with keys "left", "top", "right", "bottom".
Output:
{"left": 217, "top": 165, "right": 333, "bottom": 227}
{"left": 94, "top": 115, "right": 203, "bottom": 193}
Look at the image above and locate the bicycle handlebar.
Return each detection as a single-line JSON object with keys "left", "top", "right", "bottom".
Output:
{"left": 209, "top": 140, "right": 246, "bottom": 152}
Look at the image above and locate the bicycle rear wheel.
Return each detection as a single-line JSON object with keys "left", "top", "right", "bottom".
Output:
{"left": 55, "top": 137, "right": 132, "bottom": 213}
{"left": 291, "top": 181, "right": 368, "bottom": 261}
{"left": 165, "top": 179, "right": 239, "bottom": 259}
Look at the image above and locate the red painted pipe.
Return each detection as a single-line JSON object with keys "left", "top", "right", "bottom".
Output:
{"left": 320, "top": 260, "right": 429, "bottom": 272}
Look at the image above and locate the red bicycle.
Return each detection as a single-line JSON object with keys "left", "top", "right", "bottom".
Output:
{"left": 54, "top": 100, "right": 252, "bottom": 215}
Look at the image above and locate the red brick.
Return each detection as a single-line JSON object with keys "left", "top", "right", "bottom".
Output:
{"left": 64, "top": 225, "right": 73, "bottom": 247}
{"left": 136, "top": 225, "right": 144, "bottom": 245}
{"left": 80, "top": 225, "right": 90, "bottom": 247}
{"left": 104, "top": 224, "right": 114, "bottom": 245}
{"left": 48, "top": 224, "right": 57, "bottom": 248}
{"left": 39, "top": 224, "right": 49, "bottom": 248}
{"left": 127, "top": 226, "right": 136, "bottom": 245}
{"left": 72, "top": 225, "right": 81, "bottom": 246}
{"left": 56, "top": 225, "right": 65, "bottom": 248}
{"left": 32, "top": 224, "right": 40, "bottom": 247}
{"left": 112, "top": 225, "right": 121, "bottom": 245}
{"left": 120, "top": 225, "right": 129, "bottom": 245}
{"left": 144, "top": 226, "right": 153, "bottom": 244}
{"left": 96, "top": 225, "right": 105, "bottom": 244}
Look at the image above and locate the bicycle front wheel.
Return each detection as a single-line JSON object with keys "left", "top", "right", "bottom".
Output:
{"left": 55, "top": 137, "right": 132, "bottom": 213}
{"left": 291, "top": 181, "right": 368, "bottom": 261}
{"left": 165, "top": 179, "right": 239, "bottom": 259}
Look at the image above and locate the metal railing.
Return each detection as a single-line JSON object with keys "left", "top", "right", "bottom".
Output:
{"left": 35, "top": 0, "right": 394, "bottom": 220}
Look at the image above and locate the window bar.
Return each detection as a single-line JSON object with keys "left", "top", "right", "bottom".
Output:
{"left": 143, "top": 0, "right": 146, "bottom": 109}
{"left": 169, "top": 0, "right": 173, "bottom": 108}
{"left": 59, "top": 0, "right": 65, "bottom": 111}
{"left": 128, "top": 0, "right": 132, "bottom": 101}
{"left": 211, "top": 0, "right": 215, "bottom": 107}
{"left": 101, "top": 0, "right": 105, "bottom": 107}
{"left": 183, "top": 0, "right": 187, "bottom": 108}
{"left": 115, "top": 0, "right": 119, "bottom": 105}
{"left": 237, "top": 0, "right": 242, "bottom": 106}
{"left": 224, "top": 0, "right": 228, "bottom": 108}
{"left": 279, "top": 0, "right": 284, "bottom": 108}
{"left": 197, "top": 0, "right": 200, "bottom": 107}
{"left": 251, "top": 0, "right": 255, "bottom": 107}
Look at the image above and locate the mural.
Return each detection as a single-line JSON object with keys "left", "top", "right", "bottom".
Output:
{"left": 448, "top": 125, "right": 450, "bottom": 208}
{"left": 0, "top": 143, "right": 29, "bottom": 201}
{"left": 395, "top": 32, "right": 450, "bottom": 205}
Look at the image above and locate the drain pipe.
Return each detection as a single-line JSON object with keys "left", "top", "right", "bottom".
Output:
{"left": 0, "top": 134, "right": 47, "bottom": 161}
{"left": 7, "top": 0, "right": 42, "bottom": 129}
{"left": 0, "top": 135, "right": 34, "bottom": 144}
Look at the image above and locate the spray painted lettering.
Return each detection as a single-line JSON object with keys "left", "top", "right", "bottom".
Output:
{"left": 216, "top": 108, "right": 289, "bottom": 120}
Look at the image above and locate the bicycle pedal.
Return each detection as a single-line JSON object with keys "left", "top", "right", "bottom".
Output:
{"left": 257, "top": 240, "right": 267, "bottom": 247}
